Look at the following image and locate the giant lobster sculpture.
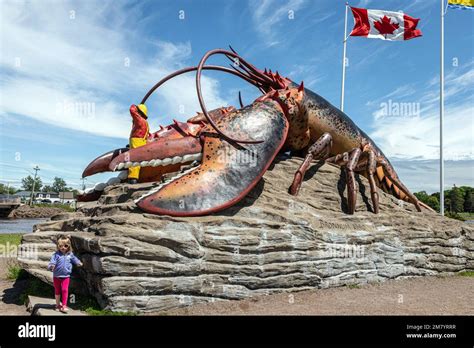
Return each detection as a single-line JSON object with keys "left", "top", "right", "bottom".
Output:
{"left": 80, "top": 48, "right": 433, "bottom": 216}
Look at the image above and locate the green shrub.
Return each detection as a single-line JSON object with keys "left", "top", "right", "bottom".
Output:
{"left": 458, "top": 271, "right": 474, "bottom": 277}
{"left": 7, "top": 264, "right": 27, "bottom": 280}
{"left": 445, "top": 211, "right": 466, "bottom": 221}
{"left": 19, "top": 276, "right": 53, "bottom": 304}
{"left": 75, "top": 295, "right": 136, "bottom": 315}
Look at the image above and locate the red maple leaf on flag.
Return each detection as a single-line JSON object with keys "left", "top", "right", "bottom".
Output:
{"left": 374, "top": 16, "right": 399, "bottom": 36}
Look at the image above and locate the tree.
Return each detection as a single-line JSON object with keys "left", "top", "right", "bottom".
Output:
{"left": 414, "top": 191, "right": 429, "bottom": 201}
{"left": 425, "top": 195, "right": 440, "bottom": 213}
{"left": 52, "top": 177, "right": 67, "bottom": 192}
{"left": 414, "top": 191, "right": 440, "bottom": 212}
{"left": 0, "top": 183, "right": 17, "bottom": 195}
{"left": 448, "top": 186, "right": 464, "bottom": 213}
{"left": 42, "top": 185, "right": 54, "bottom": 193}
{"left": 21, "top": 175, "right": 42, "bottom": 192}
{"left": 416, "top": 187, "right": 473, "bottom": 215}
{"left": 463, "top": 187, "right": 473, "bottom": 213}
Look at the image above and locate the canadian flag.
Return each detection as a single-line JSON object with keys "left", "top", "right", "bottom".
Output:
{"left": 350, "top": 7, "right": 422, "bottom": 41}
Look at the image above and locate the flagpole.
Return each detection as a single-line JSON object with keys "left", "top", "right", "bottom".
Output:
{"left": 340, "top": 2, "right": 349, "bottom": 112}
{"left": 440, "top": 0, "right": 445, "bottom": 216}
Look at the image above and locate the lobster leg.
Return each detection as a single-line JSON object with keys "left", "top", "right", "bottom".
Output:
{"left": 365, "top": 149, "right": 380, "bottom": 214}
{"left": 378, "top": 158, "right": 422, "bottom": 212}
{"left": 326, "top": 151, "right": 349, "bottom": 166}
{"left": 345, "top": 148, "right": 362, "bottom": 214}
{"left": 290, "top": 132, "right": 333, "bottom": 195}
{"left": 326, "top": 148, "right": 362, "bottom": 214}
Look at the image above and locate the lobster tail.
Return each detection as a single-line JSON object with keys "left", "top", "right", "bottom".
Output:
{"left": 374, "top": 166, "right": 406, "bottom": 200}
{"left": 372, "top": 165, "right": 435, "bottom": 212}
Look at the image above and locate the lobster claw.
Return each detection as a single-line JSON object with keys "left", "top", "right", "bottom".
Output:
{"left": 136, "top": 102, "right": 289, "bottom": 216}
{"left": 82, "top": 148, "right": 129, "bottom": 178}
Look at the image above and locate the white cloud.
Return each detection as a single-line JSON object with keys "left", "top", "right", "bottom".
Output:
{"left": 369, "top": 63, "right": 474, "bottom": 161}
{"left": 0, "top": 78, "right": 129, "bottom": 138}
{"left": 371, "top": 101, "right": 473, "bottom": 161}
{"left": 393, "top": 159, "right": 474, "bottom": 193}
{"left": 355, "top": 0, "right": 374, "bottom": 8}
{"left": 365, "top": 84, "right": 416, "bottom": 107}
{"left": 0, "top": 1, "right": 229, "bottom": 139}
{"left": 250, "top": 0, "right": 307, "bottom": 47}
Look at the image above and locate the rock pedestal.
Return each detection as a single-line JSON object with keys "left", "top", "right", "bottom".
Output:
{"left": 18, "top": 157, "right": 474, "bottom": 313}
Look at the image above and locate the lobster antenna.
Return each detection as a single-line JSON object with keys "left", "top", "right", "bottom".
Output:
{"left": 141, "top": 65, "right": 260, "bottom": 104}
{"left": 227, "top": 46, "right": 274, "bottom": 85}
{"left": 238, "top": 91, "right": 244, "bottom": 108}
{"left": 196, "top": 49, "right": 266, "bottom": 144}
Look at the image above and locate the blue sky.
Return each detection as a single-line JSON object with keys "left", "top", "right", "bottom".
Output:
{"left": 0, "top": 0, "right": 472, "bottom": 193}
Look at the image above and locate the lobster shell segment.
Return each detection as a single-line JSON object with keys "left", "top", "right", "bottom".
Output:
{"left": 136, "top": 101, "right": 289, "bottom": 216}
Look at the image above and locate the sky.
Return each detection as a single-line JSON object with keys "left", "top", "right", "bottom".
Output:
{"left": 0, "top": 0, "right": 472, "bottom": 193}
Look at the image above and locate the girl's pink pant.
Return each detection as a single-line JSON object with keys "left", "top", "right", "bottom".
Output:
{"left": 53, "top": 277, "right": 70, "bottom": 306}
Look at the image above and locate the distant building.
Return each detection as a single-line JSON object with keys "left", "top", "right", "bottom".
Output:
{"left": 59, "top": 192, "right": 74, "bottom": 200}
{"left": 36, "top": 192, "right": 60, "bottom": 199}
{"left": 15, "top": 191, "right": 34, "bottom": 202}
{"left": 15, "top": 191, "right": 76, "bottom": 203}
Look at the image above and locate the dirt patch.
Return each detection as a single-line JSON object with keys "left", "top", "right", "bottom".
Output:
{"left": 9, "top": 205, "right": 65, "bottom": 219}
{"left": 0, "top": 258, "right": 29, "bottom": 315}
{"left": 160, "top": 276, "right": 474, "bottom": 316}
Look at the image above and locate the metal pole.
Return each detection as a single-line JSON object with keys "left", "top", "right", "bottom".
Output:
{"left": 341, "top": 2, "right": 349, "bottom": 112}
{"left": 440, "top": 0, "right": 445, "bottom": 216}
{"left": 29, "top": 165, "right": 40, "bottom": 206}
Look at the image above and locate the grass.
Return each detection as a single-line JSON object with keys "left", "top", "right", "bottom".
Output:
{"left": 458, "top": 271, "right": 474, "bottom": 277}
{"left": 445, "top": 212, "right": 466, "bottom": 221}
{"left": 0, "top": 234, "right": 25, "bottom": 281}
{"left": 32, "top": 203, "right": 75, "bottom": 212}
{"left": 0, "top": 233, "right": 22, "bottom": 247}
{"left": 445, "top": 212, "right": 474, "bottom": 222}
{"left": 7, "top": 264, "right": 27, "bottom": 280}
{"left": 74, "top": 295, "right": 136, "bottom": 316}
{"left": 84, "top": 307, "right": 137, "bottom": 316}
{"left": 458, "top": 212, "right": 474, "bottom": 220}
{"left": 347, "top": 284, "right": 361, "bottom": 289}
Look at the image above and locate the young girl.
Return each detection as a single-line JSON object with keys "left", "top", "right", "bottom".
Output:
{"left": 47, "top": 235, "right": 83, "bottom": 313}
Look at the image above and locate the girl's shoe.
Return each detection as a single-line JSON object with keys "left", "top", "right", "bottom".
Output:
{"left": 55, "top": 305, "right": 61, "bottom": 311}
{"left": 60, "top": 306, "right": 69, "bottom": 313}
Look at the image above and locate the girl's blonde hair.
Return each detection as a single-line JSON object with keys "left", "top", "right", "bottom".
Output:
{"left": 56, "top": 234, "right": 73, "bottom": 253}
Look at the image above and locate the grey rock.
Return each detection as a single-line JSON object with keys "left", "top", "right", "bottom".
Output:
{"left": 17, "top": 158, "right": 474, "bottom": 313}
{"left": 27, "top": 295, "right": 86, "bottom": 316}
